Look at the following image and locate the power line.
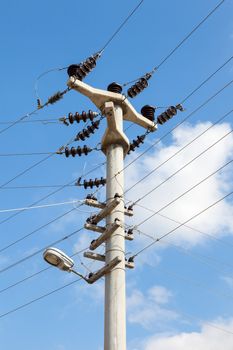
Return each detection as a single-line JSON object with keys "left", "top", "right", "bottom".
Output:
{"left": 125, "top": 107, "right": 233, "bottom": 197}
{"left": 100, "top": 0, "right": 145, "bottom": 52}
{"left": 0, "top": 277, "right": 83, "bottom": 319}
{"left": 0, "top": 87, "right": 70, "bottom": 136}
{"left": 123, "top": 0, "right": 225, "bottom": 86}
{"left": 122, "top": 78, "right": 233, "bottom": 174}
{"left": 0, "top": 162, "right": 105, "bottom": 226}
{"left": 134, "top": 203, "right": 233, "bottom": 251}
{"left": 0, "top": 245, "right": 89, "bottom": 294}
{"left": 0, "top": 153, "right": 55, "bottom": 189}
{"left": 130, "top": 126, "right": 233, "bottom": 213}
{"left": 131, "top": 189, "right": 233, "bottom": 258}
{"left": 0, "top": 227, "right": 84, "bottom": 275}
{"left": 0, "top": 152, "right": 53, "bottom": 157}
{"left": 0, "top": 199, "right": 84, "bottom": 214}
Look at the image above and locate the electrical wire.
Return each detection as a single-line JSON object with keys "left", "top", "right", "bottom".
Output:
{"left": 0, "top": 199, "right": 84, "bottom": 214}
{"left": 0, "top": 277, "right": 83, "bottom": 319}
{"left": 100, "top": 0, "right": 145, "bottom": 52}
{"left": 0, "top": 153, "right": 55, "bottom": 189}
{"left": 0, "top": 245, "right": 89, "bottom": 294}
{"left": 0, "top": 227, "right": 84, "bottom": 275}
{"left": 0, "top": 184, "right": 75, "bottom": 190}
{"left": 0, "top": 152, "right": 53, "bottom": 157}
{"left": 0, "top": 161, "right": 105, "bottom": 226}
{"left": 129, "top": 127, "right": 233, "bottom": 217}
{"left": 123, "top": 0, "right": 225, "bottom": 86}
{"left": 125, "top": 107, "right": 233, "bottom": 198}
{"left": 0, "top": 87, "right": 70, "bottom": 136}
{"left": 131, "top": 189, "right": 233, "bottom": 259}
{"left": 121, "top": 78, "right": 233, "bottom": 174}
{"left": 133, "top": 203, "right": 233, "bottom": 251}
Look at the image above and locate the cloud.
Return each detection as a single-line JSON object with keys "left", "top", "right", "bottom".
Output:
{"left": 127, "top": 285, "right": 178, "bottom": 329}
{"left": 140, "top": 318, "right": 233, "bottom": 350}
{"left": 125, "top": 122, "right": 233, "bottom": 249}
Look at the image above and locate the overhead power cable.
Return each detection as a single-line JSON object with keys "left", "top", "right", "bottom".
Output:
{"left": 125, "top": 107, "right": 233, "bottom": 197}
{"left": 133, "top": 203, "right": 233, "bottom": 251}
{"left": 123, "top": 0, "right": 225, "bottom": 87}
{"left": 0, "top": 161, "right": 105, "bottom": 226}
{"left": 0, "top": 87, "right": 70, "bottom": 136}
{"left": 35, "top": 0, "right": 145, "bottom": 98}
{"left": 128, "top": 156, "right": 233, "bottom": 236}
{"left": 0, "top": 227, "right": 84, "bottom": 275}
{"left": 0, "top": 199, "right": 84, "bottom": 214}
{"left": 131, "top": 189, "right": 233, "bottom": 259}
{"left": 130, "top": 125, "right": 233, "bottom": 212}
{"left": 0, "top": 278, "right": 83, "bottom": 319}
{"left": 122, "top": 78, "right": 233, "bottom": 174}
{"left": 0, "top": 245, "right": 88, "bottom": 294}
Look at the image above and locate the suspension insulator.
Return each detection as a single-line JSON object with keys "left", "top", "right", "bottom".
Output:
{"left": 64, "top": 145, "right": 92, "bottom": 157}
{"left": 128, "top": 134, "right": 146, "bottom": 154}
{"left": 83, "top": 177, "right": 106, "bottom": 189}
{"left": 157, "top": 104, "right": 183, "bottom": 125}
{"left": 75, "top": 120, "right": 100, "bottom": 141}
{"left": 127, "top": 73, "right": 152, "bottom": 98}
{"left": 141, "top": 105, "right": 156, "bottom": 121}
{"left": 67, "top": 110, "right": 99, "bottom": 124}
{"left": 67, "top": 52, "right": 101, "bottom": 80}
{"left": 107, "top": 82, "right": 123, "bottom": 94}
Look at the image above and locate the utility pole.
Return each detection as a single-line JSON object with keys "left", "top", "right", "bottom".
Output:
{"left": 64, "top": 78, "right": 156, "bottom": 350}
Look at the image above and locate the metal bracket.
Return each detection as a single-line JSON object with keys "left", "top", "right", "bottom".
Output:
{"left": 101, "top": 101, "right": 130, "bottom": 155}
{"left": 85, "top": 222, "right": 134, "bottom": 241}
{"left": 90, "top": 222, "right": 121, "bottom": 250}
{"left": 84, "top": 251, "right": 134, "bottom": 269}
{"left": 87, "top": 256, "right": 121, "bottom": 284}
{"left": 86, "top": 197, "right": 121, "bottom": 224}
{"left": 67, "top": 78, "right": 157, "bottom": 131}
{"left": 85, "top": 198, "right": 133, "bottom": 217}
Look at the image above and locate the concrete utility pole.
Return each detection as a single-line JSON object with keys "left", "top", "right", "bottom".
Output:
{"left": 67, "top": 78, "right": 156, "bottom": 350}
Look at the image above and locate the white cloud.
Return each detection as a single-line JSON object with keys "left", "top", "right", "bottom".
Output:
{"left": 125, "top": 122, "right": 233, "bottom": 249}
{"left": 127, "top": 285, "right": 178, "bottom": 329}
{"left": 140, "top": 318, "right": 233, "bottom": 350}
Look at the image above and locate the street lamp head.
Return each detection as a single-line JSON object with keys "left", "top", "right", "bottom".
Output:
{"left": 43, "top": 247, "right": 74, "bottom": 272}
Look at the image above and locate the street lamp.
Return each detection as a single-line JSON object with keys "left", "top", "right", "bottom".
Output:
{"left": 43, "top": 247, "right": 75, "bottom": 272}
{"left": 43, "top": 246, "right": 122, "bottom": 285}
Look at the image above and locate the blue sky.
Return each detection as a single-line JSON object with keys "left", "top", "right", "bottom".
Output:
{"left": 0, "top": 0, "right": 233, "bottom": 349}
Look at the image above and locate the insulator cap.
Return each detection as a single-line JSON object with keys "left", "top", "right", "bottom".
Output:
{"left": 75, "top": 120, "right": 100, "bottom": 141}
{"left": 141, "top": 105, "right": 156, "bottom": 121}
{"left": 107, "top": 82, "right": 123, "bottom": 94}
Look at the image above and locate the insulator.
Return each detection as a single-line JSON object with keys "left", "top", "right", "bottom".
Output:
{"left": 141, "top": 105, "right": 156, "bottom": 121}
{"left": 128, "top": 134, "right": 146, "bottom": 154}
{"left": 67, "top": 52, "right": 101, "bottom": 80}
{"left": 128, "top": 256, "right": 134, "bottom": 263}
{"left": 127, "top": 229, "right": 134, "bottom": 235}
{"left": 127, "top": 73, "right": 152, "bottom": 98}
{"left": 37, "top": 98, "right": 42, "bottom": 109}
{"left": 47, "top": 91, "right": 64, "bottom": 105}
{"left": 64, "top": 145, "right": 92, "bottom": 157}
{"left": 86, "top": 194, "right": 97, "bottom": 201}
{"left": 67, "top": 110, "right": 98, "bottom": 124}
{"left": 107, "top": 82, "right": 123, "bottom": 94}
{"left": 75, "top": 120, "right": 100, "bottom": 141}
{"left": 83, "top": 177, "right": 106, "bottom": 189}
{"left": 157, "top": 105, "right": 180, "bottom": 125}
